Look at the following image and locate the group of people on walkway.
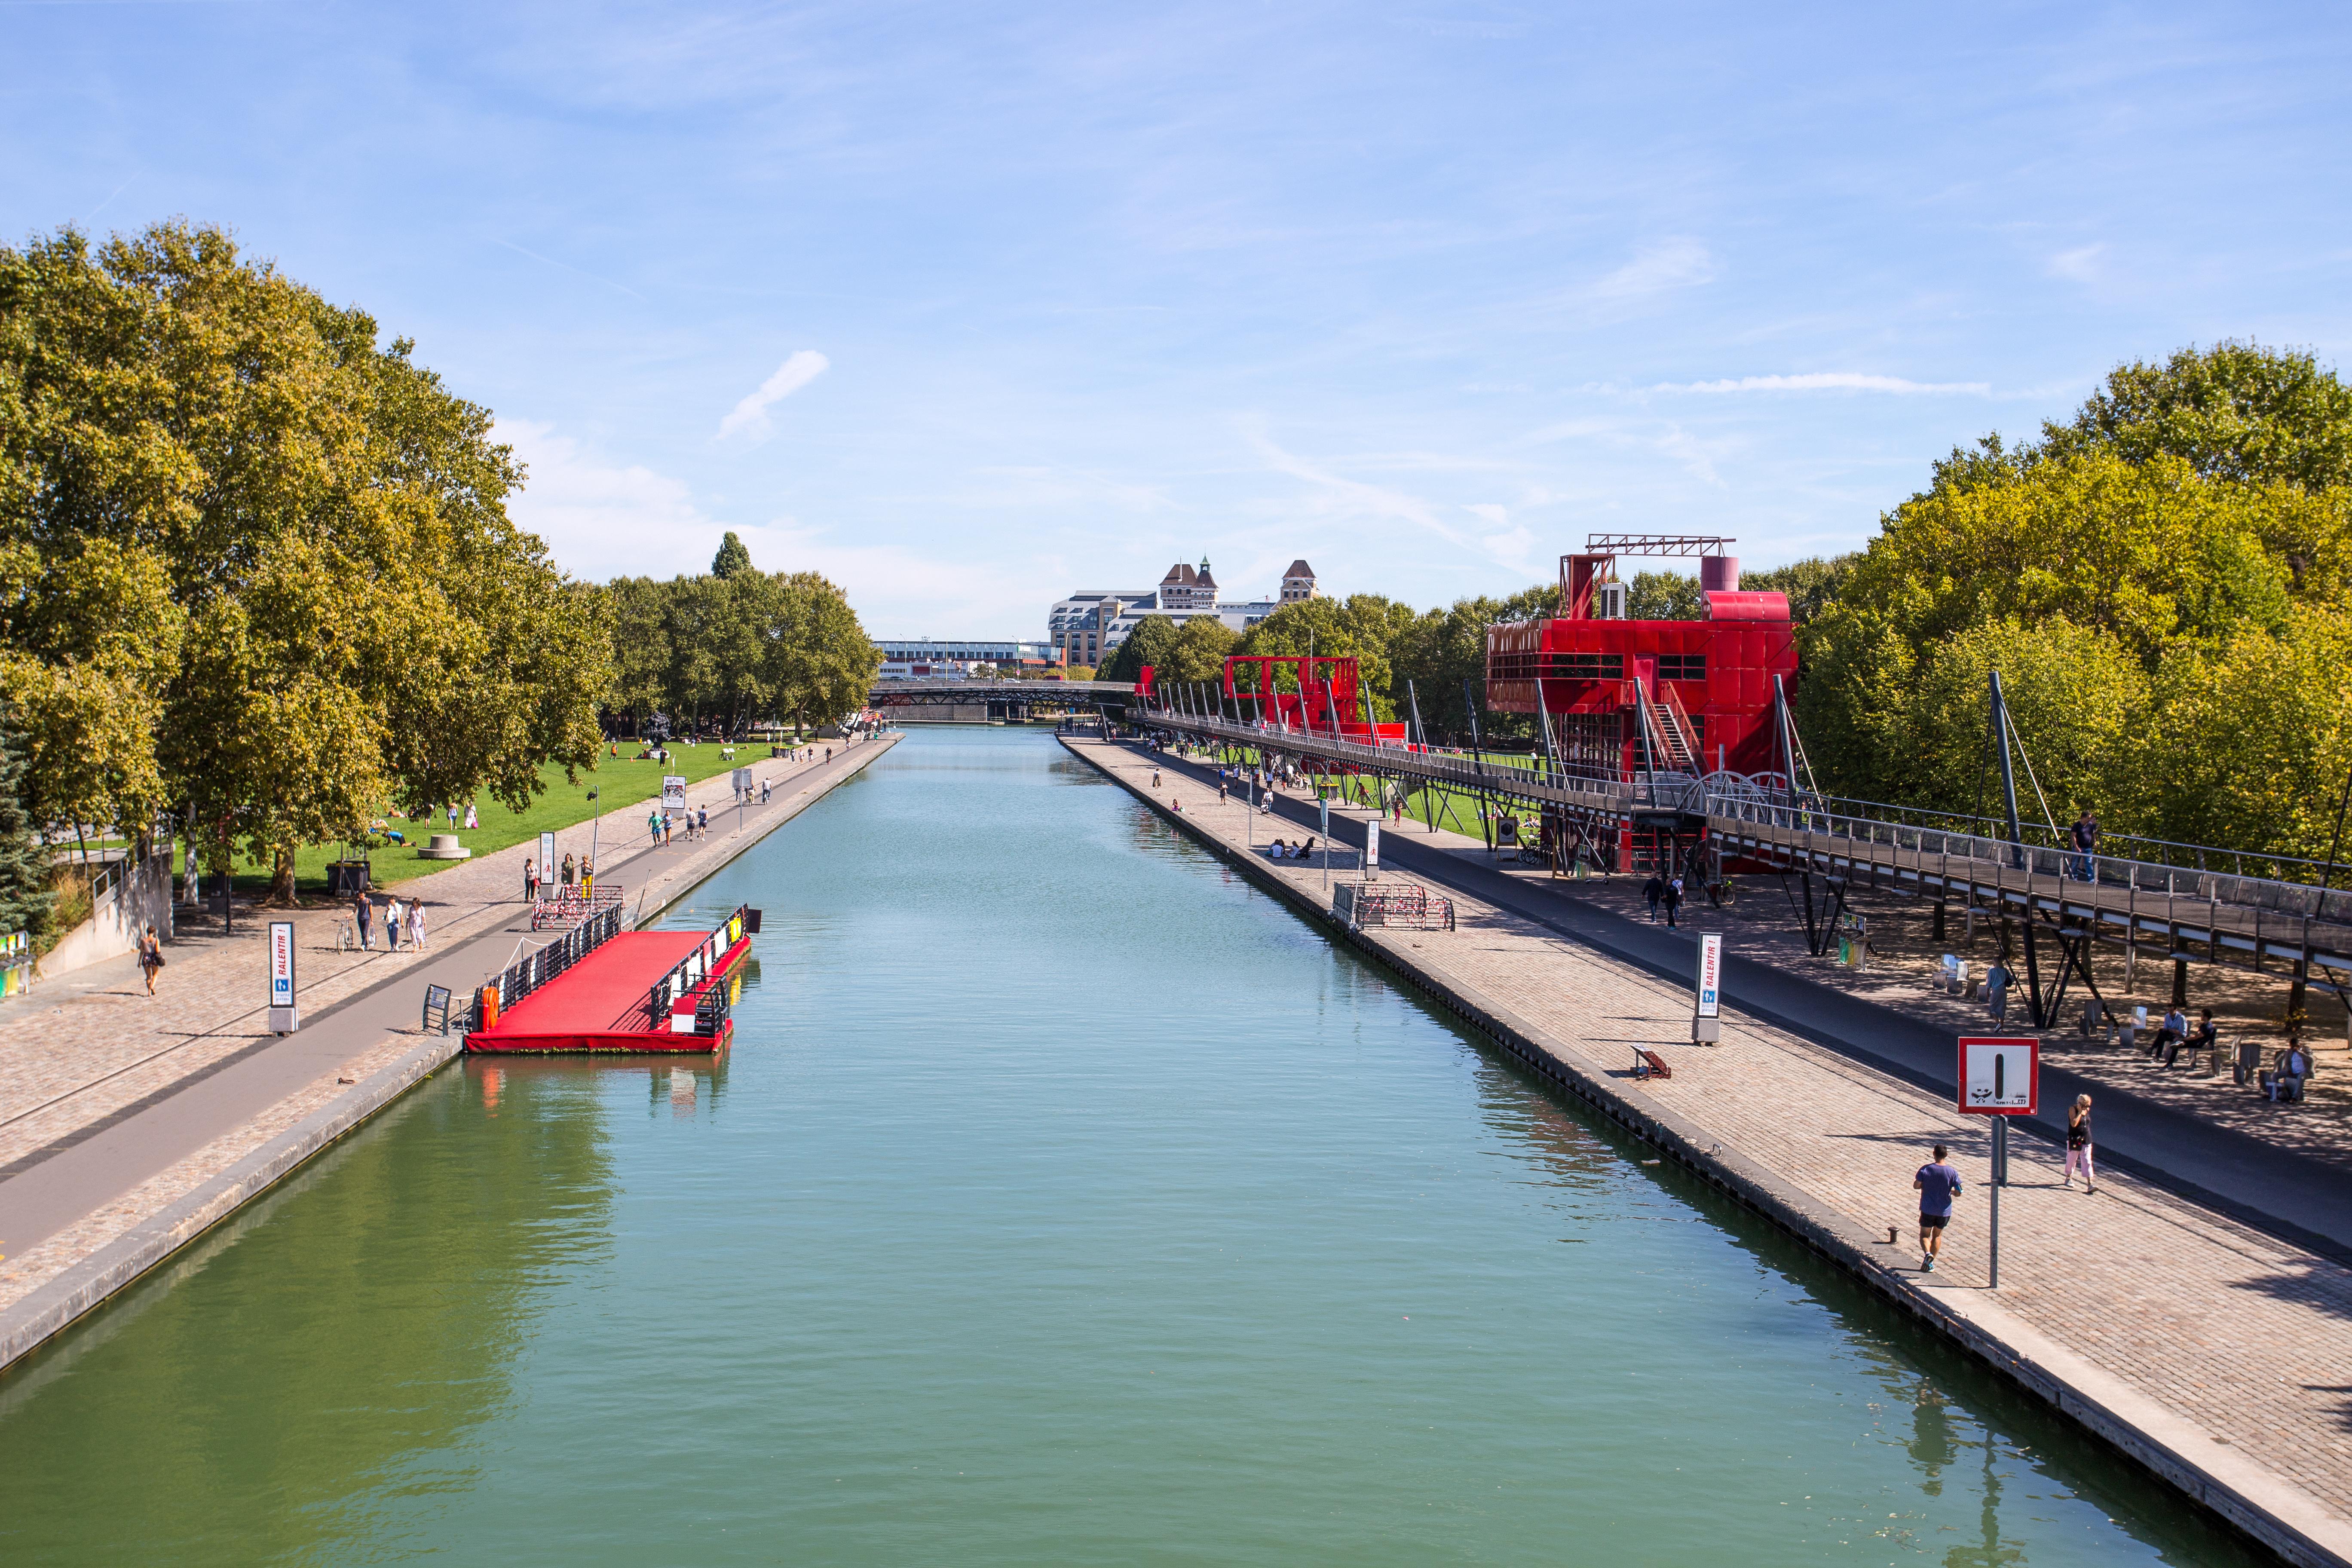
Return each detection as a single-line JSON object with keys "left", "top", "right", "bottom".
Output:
{"left": 350, "top": 891, "right": 428, "bottom": 953}
{"left": 645, "top": 805, "right": 714, "bottom": 848}
{"left": 1641, "top": 872, "right": 1684, "bottom": 927}
{"left": 1264, "top": 838, "right": 1317, "bottom": 861}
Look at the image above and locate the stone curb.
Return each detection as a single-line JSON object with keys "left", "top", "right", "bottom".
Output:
{"left": 0, "top": 734, "right": 901, "bottom": 1381}
{"left": 1069, "top": 735, "right": 2351, "bottom": 1568}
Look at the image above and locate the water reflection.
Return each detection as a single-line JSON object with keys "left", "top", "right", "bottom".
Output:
{"left": 0, "top": 1066, "right": 616, "bottom": 1565}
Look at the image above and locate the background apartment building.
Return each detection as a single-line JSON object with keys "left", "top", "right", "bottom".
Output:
{"left": 1047, "top": 557, "right": 1315, "bottom": 665}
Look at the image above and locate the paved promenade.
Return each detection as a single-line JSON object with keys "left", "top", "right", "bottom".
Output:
{"left": 1074, "top": 737, "right": 2352, "bottom": 1568}
{"left": 0, "top": 735, "right": 897, "bottom": 1361}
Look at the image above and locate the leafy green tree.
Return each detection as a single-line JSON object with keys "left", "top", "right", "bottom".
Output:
{"left": 1158, "top": 615, "right": 1237, "bottom": 686}
{"left": 762, "top": 570, "right": 879, "bottom": 735}
{"left": 2041, "top": 340, "right": 2352, "bottom": 495}
{"left": 1740, "top": 554, "right": 1858, "bottom": 625}
{"left": 1625, "top": 570, "right": 1706, "bottom": 621}
{"left": 0, "top": 222, "right": 610, "bottom": 899}
{"left": 711, "top": 530, "right": 753, "bottom": 579}
{"left": 0, "top": 707, "right": 53, "bottom": 943}
{"left": 1097, "top": 615, "right": 1180, "bottom": 687}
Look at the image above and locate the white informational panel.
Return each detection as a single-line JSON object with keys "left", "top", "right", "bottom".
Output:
{"left": 1364, "top": 818, "right": 1381, "bottom": 876}
{"left": 537, "top": 832, "right": 557, "bottom": 891}
{"left": 662, "top": 775, "right": 688, "bottom": 812}
{"left": 1958, "top": 1036, "right": 2039, "bottom": 1115}
{"left": 732, "top": 767, "right": 753, "bottom": 794}
{"left": 1695, "top": 932, "right": 1722, "bottom": 1019}
{"left": 267, "top": 919, "right": 299, "bottom": 1033}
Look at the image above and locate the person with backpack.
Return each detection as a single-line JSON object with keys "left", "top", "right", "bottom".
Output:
{"left": 1642, "top": 873, "right": 1665, "bottom": 922}
{"left": 1662, "top": 876, "right": 1683, "bottom": 929}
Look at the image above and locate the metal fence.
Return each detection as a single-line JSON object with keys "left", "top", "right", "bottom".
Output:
{"left": 455, "top": 904, "right": 625, "bottom": 1034}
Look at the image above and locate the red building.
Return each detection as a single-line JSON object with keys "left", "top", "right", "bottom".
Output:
{"left": 1484, "top": 539, "right": 1798, "bottom": 784}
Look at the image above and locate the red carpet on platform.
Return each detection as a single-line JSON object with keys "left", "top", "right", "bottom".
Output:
{"left": 467, "top": 930, "right": 732, "bottom": 1053}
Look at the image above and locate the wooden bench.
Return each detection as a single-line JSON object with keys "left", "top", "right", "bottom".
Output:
{"left": 1632, "top": 1048, "right": 1672, "bottom": 1081}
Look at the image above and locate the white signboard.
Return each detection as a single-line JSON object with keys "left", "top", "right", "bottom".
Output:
{"left": 1694, "top": 932, "right": 1722, "bottom": 1019}
{"left": 1959, "top": 1036, "right": 2039, "bottom": 1115}
{"left": 662, "top": 775, "right": 688, "bottom": 812}
{"left": 267, "top": 919, "right": 299, "bottom": 1033}
{"left": 537, "top": 832, "right": 557, "bottom": 891}
{"left": 1364, "top": 818, "right": 1381, "bottom": 875}
{"left": 732, "top": 766, "right": 753, "bottom": 794}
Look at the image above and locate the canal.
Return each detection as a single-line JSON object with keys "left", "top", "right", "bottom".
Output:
{"left": 0, "top": 728, "right": 2260, "bottom": 1564}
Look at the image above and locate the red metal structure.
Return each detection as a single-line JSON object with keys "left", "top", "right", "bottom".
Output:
{"left": 1486, "top": 536, "right": 1797, "bottom": 781}
{"left": 1219, "top": 654, "right": 1407, "bottom": 744}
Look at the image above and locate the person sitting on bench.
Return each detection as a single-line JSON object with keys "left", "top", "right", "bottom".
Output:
{"left": 2166, "top": 1009, "right": 2217, "bottom": 1069}
{"left": 2264, "top": 1044, "right": 2313, "bottom": 1103}
{"left": 2146, "top": 1005, "right": 2187, "bottom": 1059}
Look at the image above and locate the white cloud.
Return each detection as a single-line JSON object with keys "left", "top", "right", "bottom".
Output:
{"left": 717, "top": 349, "right": 830, "bottom": 441}
{"left": 2047, "top": 244, "right": 2106, "bottom": 284}
{"left": 1649, "top": 372, "right": 1995, "bottom": 396}
{"left": 499, "top": 419, "right": 717, "bottom": 579}
{"left": 1590, "top": 239, "right": 1717, "bottom": 299}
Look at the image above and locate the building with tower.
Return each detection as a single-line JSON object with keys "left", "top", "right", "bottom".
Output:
{"left": 1280, "top": 560, "right": 1317, "bottom": 603}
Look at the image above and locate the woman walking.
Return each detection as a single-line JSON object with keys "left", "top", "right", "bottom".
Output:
{"left": 385, "top": 897, "right": 405, "bottom": 952}
{"left": 408, "top": 899, "right": 429, "bottom": 952}
{"left": 138, "top": 925, "right": 165, "bottom": 996}
{"left": 354, "top": 891, "right": 374, "bottom": 952}
{"left": 2064, "top": 1093, "right": 2096, "bottom": 1192}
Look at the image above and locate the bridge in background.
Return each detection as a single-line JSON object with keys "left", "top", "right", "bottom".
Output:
{"left": 870, "top": 680, "right": 1137, "bottom": 723}
{"left": 1133, "top": 701, "right": 2352, "bottom": 1033}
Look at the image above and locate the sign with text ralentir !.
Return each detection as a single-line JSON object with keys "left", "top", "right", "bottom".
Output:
{"left": 1692, "top": 932, "right": 1723, "bottom": 1042}
{"left": 537, "top": 832, "right": 557, "bottom": 890}
{"left": 662, "top": 775, "right": 688, "bottom": 812}
{"left": 267, "top": 919, "right": 300, "bottom": 1034}
{"left": 1958, "top": 1036, "right": 2038, "bottom": 1115}
{"left": 1364, "top": 818, "right": 1380, "bottom": 876}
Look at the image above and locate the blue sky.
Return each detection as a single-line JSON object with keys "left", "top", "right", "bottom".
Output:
{"left": 6, "top": 3, "right": 2349, "bottom": 637}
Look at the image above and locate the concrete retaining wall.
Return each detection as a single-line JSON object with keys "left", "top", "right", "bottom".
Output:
{"left": 37, "top": 843, "right": 175, "bottom": 982}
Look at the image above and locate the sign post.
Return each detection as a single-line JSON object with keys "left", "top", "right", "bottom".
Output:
{"left": 1957, "top": 1036, "right": 2039, "bottom": 1289}
{"left": 661, "top": 775, "right": 688, "bottom": 815}
{"left": 1365, "top": 818, "right": 1381, "bottom": 880}
{"left": 267, "top": 920, "right": 299, "bottom": 1034}
{"left": 1692, "top": 932, "right": 1723, "bottom": 1042}
{"left": 537, "top": 832, "right": 557, "bottom": 900}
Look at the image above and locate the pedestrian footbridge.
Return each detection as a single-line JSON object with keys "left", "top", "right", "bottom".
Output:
{"left": 1139, "top": 707, "right": 2352, "bottom": 1029}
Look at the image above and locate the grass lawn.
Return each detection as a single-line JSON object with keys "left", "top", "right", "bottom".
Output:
{"left": 223, "top": 744, "right": 761, "bottom": 898}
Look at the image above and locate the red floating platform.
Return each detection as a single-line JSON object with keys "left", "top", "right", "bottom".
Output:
{"left": 466, "top": 916, "right": 753, "bottom": 1054}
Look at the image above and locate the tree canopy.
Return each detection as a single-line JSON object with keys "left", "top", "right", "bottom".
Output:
{"left": 605, "top": 545, "right": 878, "bottom": 738}
{"left": 1798, "top": 343, "right": 2352, "bottom": 859}
{"left": 0, "top": 221, "right": 610, "bottom": 896}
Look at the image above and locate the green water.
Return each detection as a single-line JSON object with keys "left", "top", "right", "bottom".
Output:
{"left": 0, "top": 730, "right": 2259, "bottom": 1565}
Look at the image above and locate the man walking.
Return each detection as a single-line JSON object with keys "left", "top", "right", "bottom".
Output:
{"left": 1914, "top": 1143, "right": 1964, "bottom": 1272}
{"left": 1643, "top": 873, "right": 1665, "bottom": 922}
{"left": 1662, "top": 875, "right": 1682, "bottom": 928}
{"left": 649, "top": 809, "right": 662, "bottom": 848}
{"left": 353, "top": 890, "right": 374, "bottom": 951}
{"left": 2070, "top": 810, "right": 2099, "bottom": 881}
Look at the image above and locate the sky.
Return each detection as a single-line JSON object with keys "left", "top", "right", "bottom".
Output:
{"left": 5, "top": 3, "right": 2350, "bottom": 638}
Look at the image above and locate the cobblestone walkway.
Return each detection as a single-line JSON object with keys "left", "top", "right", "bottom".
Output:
{"left": 1082, "top": 740, "right": 2352, "bottom": 1546}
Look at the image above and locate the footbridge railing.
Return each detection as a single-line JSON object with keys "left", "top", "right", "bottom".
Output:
{"left": 1135, "top": 707, "right": 2352, "bottom": 983}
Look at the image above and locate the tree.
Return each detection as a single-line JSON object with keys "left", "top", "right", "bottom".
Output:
{"left": 711, "top": 530, "right": 752, "bottom": 579}
{"left": 1096, "top": 615, "right": 1180, "bottom": 687}
{"left": 0, "top": 222, "right": 610, "bottom": 898}
{"left": 2041, "top": 340, "right": 2352, "bottom": 495}
{"left": 762, "top": 571, "right": 879, "bottom": 735}
{"left": 1158, "top": 615, "right": 1237, "bottom": 686}
{"left": 0, "top": 708, "right": 53, "bottom": 943}
{"left": 1740, "top": 554, "right": 1857, "bottom": 625}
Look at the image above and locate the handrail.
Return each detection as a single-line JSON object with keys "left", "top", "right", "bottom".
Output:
{"left": 1137, "top": 703, "right": 2352, "bottom": 935}
{"left": 637, "top": 903, "right": 755, "bottom": 1031}
{"left": 466, "top": 904, "right": 624, "bottom": 1032}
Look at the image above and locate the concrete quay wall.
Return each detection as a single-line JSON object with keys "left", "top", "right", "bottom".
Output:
{"left": 1065, "top": 735, "right": 2351, "bottom": 1568}
{"left": 0, "top": 733, "right": 899, "bottom": 1378}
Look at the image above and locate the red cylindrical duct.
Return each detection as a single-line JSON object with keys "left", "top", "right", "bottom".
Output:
{"left": 1699, "top": 554, "right": 1740, "bottom": 592}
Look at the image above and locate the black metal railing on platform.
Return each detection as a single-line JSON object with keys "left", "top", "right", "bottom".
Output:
{"left": 453, "top": 904, "right": 624, "bottom": 1034}
{"left": 636, "top": 903, "right": 757, "bottom": 1035}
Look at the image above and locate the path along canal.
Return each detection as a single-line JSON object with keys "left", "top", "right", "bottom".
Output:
{"left": 0, "top": 729, "right": 2265, "bottom": 1564}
